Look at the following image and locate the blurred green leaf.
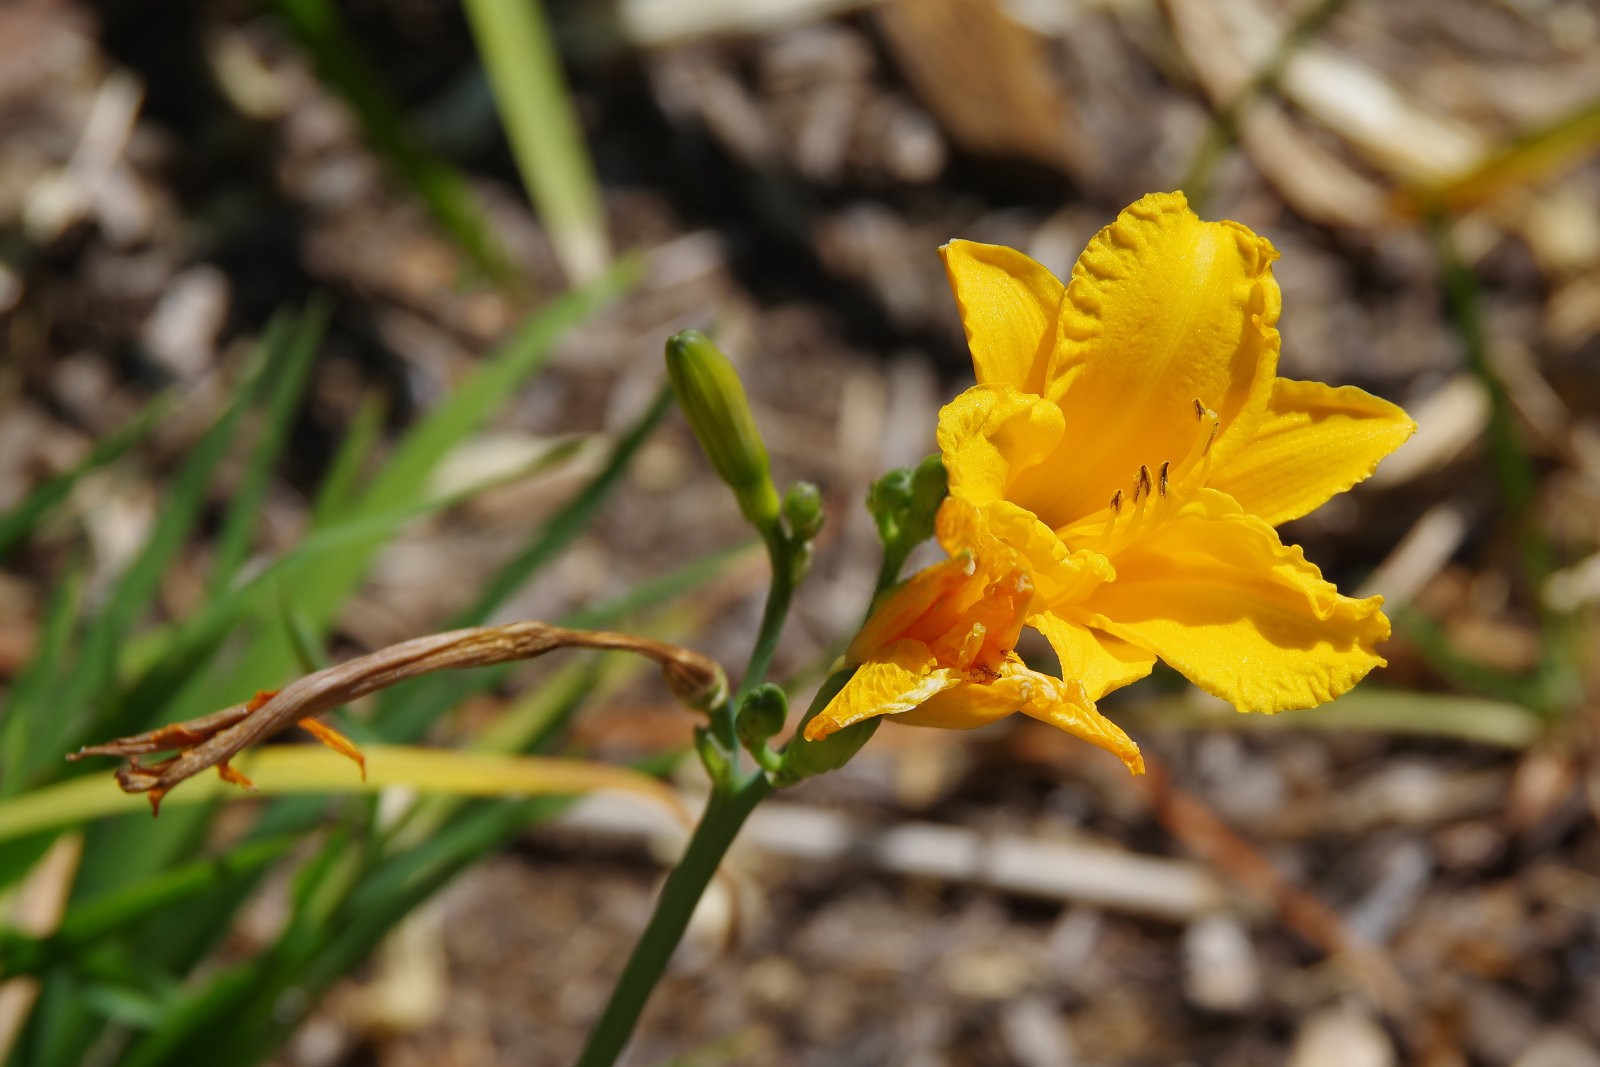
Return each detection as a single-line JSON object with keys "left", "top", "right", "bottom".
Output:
{"left": 0, "top": 836, "right": 297, "bottom": 979}
{"left": 274, "top": 0, "right": 514, "bottom": 280}
{"left": 463, "top": 0, "right": 610, "bottom": 283}
{"left": 145, "top": 259, "right": 637, "bottom": 744}
{"left": 60, "top": 264, "right": 633, "bottom": 990}
{"left": 12, "top": 358, "right": 265, "bottom": 791}
{"left": 0, "top": 746, "right": 684, "bottom": 846}
{"left": 0, "top": 392, "right": 172, "bottom": 562}
{"left": 1124, "top": 686, "right": 1543, "bottom": 749}
{"left": 209, "top": 300, "right": 330, "bottom": 594}
{"left": 310, "top": 391, "right": 385, "bottom": 526}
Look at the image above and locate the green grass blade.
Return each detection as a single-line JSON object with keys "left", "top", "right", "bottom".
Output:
{"left": 372, "top": 383, "right": 681, "bottom": 743}
{"left": 63, "top": 270, "right": 632, "bottom": 913}
{"left": 120, "top": 796, "right": 567, "bottom": 1067}
{"left": 273, "top": 0, "right": 513, "bottom": 280}
{"left": 0, "top": 392, "right": 173, "bottom": 561}
{"left": 310, "top": 391, "right": 385, "bottom": 525}
{"left": 2, "top": 560, "right": 84, "bottom": 789}
{"left": 462, "top": 0, "right": 610, "bottom": 283}
{"left": 463, "top": 382, "right": 669, "bottom": 625}
{"left": 0, "top": 836, "right": 298, "bottom": 979}
{"left": 17, "top": 365, "right": 264, "bottom": 788}
{"left": 146, "top": 259, "right": 636, "bottom": 736}
{"left": 209, "top": 299, "right": 330, "bottom": 594}
{"left": 0, "top": 561, "right": 86, "bottom": 892}
{"left": 115, "top": 435, "right": 593, "bottom": 715}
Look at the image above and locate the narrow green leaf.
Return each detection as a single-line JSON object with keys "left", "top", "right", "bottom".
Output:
{"left": 63, "top": 269, "right": 635, "bottom": 908}
{"left": 3, "top": 559, "right": 85, "bottom": 787}
{"left": 0, "top": 746, "right": 683, "bottom": 845}
{"left": 18, "top": 362, "right": 263, "bottom": 788}
{"left": 311, "top": 390, "right": 385, "bottom": 525}
{"left": 274, "top": 0, "right": 514, "bottom": 280}
{"left": 122, "top": 796, "right": 568, "bottom": 1067}
{"left": 372, "top": 382, "right": 677, "bottom": 743}
{"left": 460, "top": 383, "right": 671, "bottom": 626}
{"left": 1124, "top": 686, "right": 1543, "bottom": 749}
{"left": 0, "top": 836, "right": 297, "bottom": 979}
{"left": 146, "top": 259, "right": 636, "bottom": 738}
{"left": 209, "top": 299, "right": 331, "bottom": 594}
{"left": 0, "top": 392, "right": 173, "bottom": 561}
{"left": 462, "top": 0, "right": 609, "bottom": 283}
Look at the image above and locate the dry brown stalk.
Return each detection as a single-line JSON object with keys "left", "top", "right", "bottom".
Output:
{"left": 69, "top": 622, "right": 727, "bottom": 814}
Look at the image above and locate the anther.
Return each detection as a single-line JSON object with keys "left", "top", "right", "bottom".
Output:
{"left": 1109, "top": 489, "right": 1122, "bottom": 513}
{"left": 1158, "top": 460, "right": 1170, "bottom": 496}
{"left": 1133, "top": 464, "right": 1152, "bottom": 502}
{"left": 1192, "top": 398, "right": 1204, "bottom": 420}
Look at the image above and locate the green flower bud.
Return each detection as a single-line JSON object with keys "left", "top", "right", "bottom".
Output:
{"left": 781, "top": 481, "right": 825, "bottom": 542}
{"left": 665, "top": 330, "right": 781, "bottom": 531}
{"left": 866, "top": 455, "right": 946, "bottom": 551}
{"left": 866, "top": 467, "right": 914, "bottom": 544}
{"left": 735, "top": 683, "right": 788, "bottom": 751}
{"left": 903, "top": 454, "right": 948, "bottom": 546}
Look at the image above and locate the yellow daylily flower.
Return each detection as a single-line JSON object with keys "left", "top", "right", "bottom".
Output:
{"left": 804, "top": 543, "right": 1144, "bottom": 773}
{"left": 940, "top": 192, "right": 1415, "bottom": 712}
{"left": 809, "top": 191, "right": 1414, "bottom": 773}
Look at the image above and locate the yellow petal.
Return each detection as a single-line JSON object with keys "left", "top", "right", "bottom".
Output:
{"left": 1007, "top": 191, "right": 1282, "bottom": 528}
{"left": 939, "top": 239, "right": 1065, "bottom": 393}
{"left": 1029, "top": 611, "right": 1156, "bottom": 701}
{"left": 806, "top": 639, "right": 960, "bottom": 740}
{"left": 1080, "top": 490, "right": 1390, "bottom": 713}
{"left": 894, "top": 671, "right": 1033, "bottom": 729}
{"left": 849, "top": 555, "right": 977, "bottom": 662}
{"left": 1003, "top": 657, "right": 1145, "bottom": 774}
{"left": 1209, "top": 378, "right": 1417, "bottom": 527}
{"left": 936, "top": 384, "right": 1064, "bottom": 505}
{"left": 937, "top": 496, "right": 1113, "bottom": 606}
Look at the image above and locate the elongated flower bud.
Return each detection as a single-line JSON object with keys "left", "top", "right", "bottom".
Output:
{"left": 665, "top": 330, "right": 780, "bottom": 531}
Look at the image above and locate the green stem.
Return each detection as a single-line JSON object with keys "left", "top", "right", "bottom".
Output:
{"left": 574, "top": 772, "right": 772, "bottom": 1067}
{"left": 738, "top": 529, "right": 795, "bottom": 700}
{"left": 1429, "top": 212, "right": 1578, "bottom": 717}
{"left": 706, "top": 529, "right": 795, "bottom": 759}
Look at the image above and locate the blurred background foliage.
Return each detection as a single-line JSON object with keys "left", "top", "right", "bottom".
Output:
{"left": 1, "top": 0, "right": 1599, "bottom": 1064}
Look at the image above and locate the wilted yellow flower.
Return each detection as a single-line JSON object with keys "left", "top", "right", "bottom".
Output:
{"left": 806, "top": 192, "right": 1415, "bottom": 772}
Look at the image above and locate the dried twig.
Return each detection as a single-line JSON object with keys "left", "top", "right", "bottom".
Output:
{"left": 70, "top": 622, "right": 726, "bottom": 813}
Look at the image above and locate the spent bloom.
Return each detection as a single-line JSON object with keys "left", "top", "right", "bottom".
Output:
{"left": 806, "top": 192, "right": 1416, "bottom": 772}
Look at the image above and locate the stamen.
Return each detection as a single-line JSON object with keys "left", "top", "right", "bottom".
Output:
{"left": 1193, "top": 398, "right": 1204, "bottom": 420}
{"left": 1158, "top": 460, "right": 1170, "bottom": 496}
{"left": 1109, "top": 489, "right": 1122, "bottom": 513}
{"left": 1133, "top": 464, "right": 1152, "bottom": 502}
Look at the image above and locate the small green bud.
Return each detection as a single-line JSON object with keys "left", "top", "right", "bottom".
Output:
{"left": 665, "top": 330, "right": 781, "bottom": 531}
{"left": 735, "top": 683, "right": 787, "bottom": 751}
{"left": 903, "top": 455, "right": 948, "bottom": 546}
{"left": 866, "top": 455, "right": 946, "bottom": 550}
{"left": 781, "top": 481, "right": 825, "bottom": 542}
{"left": 866, "top": 467, "right": 915, "bottom": 543}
